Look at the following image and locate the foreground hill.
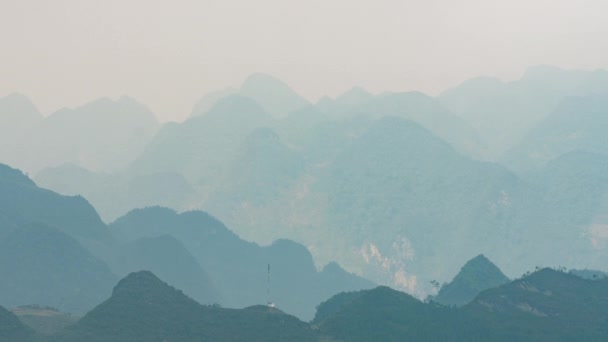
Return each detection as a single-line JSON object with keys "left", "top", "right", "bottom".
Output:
{"left": 314, "top": 286, "right": 459, "bottom": 341}
{"left": 433, "top": 254, "right": 509, "bottom": 306}
{"left": 316, "top": 268, "right": 608, "bottom": 341}
{"left": 52, "top": 271, "right": 316, "bottom": 342}
{"left": 465, "top": 268, "right": 608, "bottom": 340}
{"left": 110, "top": 207, "right": 375, "bottom": 320}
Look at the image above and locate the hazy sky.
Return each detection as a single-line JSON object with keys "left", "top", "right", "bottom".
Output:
{"left": 2, "top": 0, "right": 608, "bottom": 122}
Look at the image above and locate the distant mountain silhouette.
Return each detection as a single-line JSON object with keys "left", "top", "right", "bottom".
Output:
{"left": 1, "top": 96, "right": 159, "bottom": 174}
{"left": 238, "top": 73, "right": 311, "bottom": 118}
{"left": 334, "top": 86, "right": 375, "bottom": 108}
{"left": 313, "top": 90, "right": 480, "bottom": 157}
{"left": 363, "top": 92, "right": 481, "bottom": 156}
{"left": 191, "top": 73, "right": 310, "bottom": 119}
{"left": 312, "top": 86, "right": 375, "bottom": 117}
{"left": 190, "top": 87, "right": 237, "bottom": 117}
{"left": 433, "top": 254, "right": 509, "bottom": 306}
{"left": 0, "top": 92, "right": 41, "bottom": 123}
{"left": 52, "top": 271, "right": 317, "bottom": 342}
{"left": 0, "top": 93, "right": 42, "bottom": 168}
{"left": 439, "top": 65, "right": 608, "bottom": 159}
{"left": 132, "top": 94, "right": 273, "bottom": 185}
{"left": 504, "top": 95, "right": 608, "bottom": 173}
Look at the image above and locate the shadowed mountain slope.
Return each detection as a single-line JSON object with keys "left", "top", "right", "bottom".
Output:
{"left": 0, "top": 224, "right": 117, "bottom": 315}
{"left": 52, "top": 271, "right": 317, "bottom": 342}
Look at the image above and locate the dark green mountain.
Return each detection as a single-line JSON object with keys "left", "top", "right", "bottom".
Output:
{"left": 0, "top": 224, "right": 117, "bottom": 314}
{"left": 317, "top": 268, "right": 608, "bottom": 341}
{"left": 433, "top": 254, "right": 509, "bottom": 306}
{"left": 110, "top": 207, "right": 374, "bottom": 320}
{"left": 315, "top": 286, "right": 455, "bottom": 341}
{"left": 464, "top": 268, "right": 608, "bottom": 340}
{"left": 0, "top": 305, "right": 37, "bottom": 342}
{"left": 52, "top": 271, "right": 316, "bottom": 342}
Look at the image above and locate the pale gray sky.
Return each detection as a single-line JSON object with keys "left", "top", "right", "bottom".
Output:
{"left": 2, "top": 0, "right": 608, "bottom": 121}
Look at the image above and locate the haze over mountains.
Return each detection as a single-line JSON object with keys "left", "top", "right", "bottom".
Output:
{"left": 3, "top": 65, "right": 608, "bottom": 301}
{"left": 1, "top": 158, "right": 608, "bottom": 339}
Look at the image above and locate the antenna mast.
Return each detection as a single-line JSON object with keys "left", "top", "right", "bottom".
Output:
{"left": 267, "top": 263, "right": 274, "bottom": 307}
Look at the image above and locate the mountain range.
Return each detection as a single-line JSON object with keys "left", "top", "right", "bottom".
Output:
{"left": 3, "top": 66, "right": 608, "bottom": 297}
